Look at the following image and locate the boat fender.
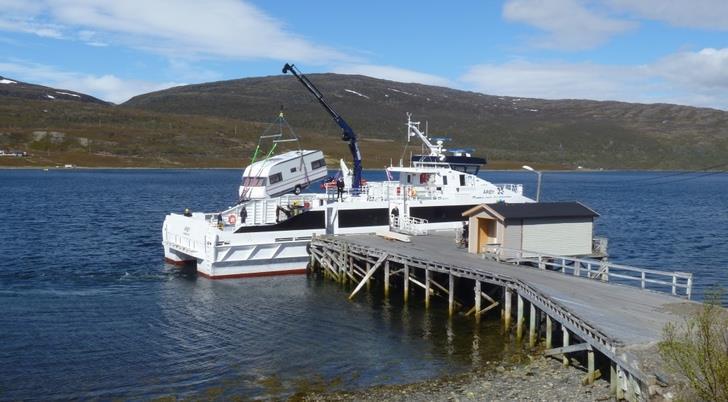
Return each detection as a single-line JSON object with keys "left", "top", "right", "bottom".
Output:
{"left": 228, "top": 214, "right": 237, "bottom": 225}
{"left": 304, "top": 201, "right": 310, "bottom": 209}
{"left": 409, "top": 188, "right": 417, "bottom": 197}
{"left": 396, "top": 186, "right": 401, "bottom": 196}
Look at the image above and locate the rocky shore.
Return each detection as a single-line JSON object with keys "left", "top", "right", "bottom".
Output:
{"left": 301, "top": 356, "right": 613, "bottom": 401}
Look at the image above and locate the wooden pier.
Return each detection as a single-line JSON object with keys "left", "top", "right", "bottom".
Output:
{"left": 308, "top": 231, "right": 697, "bottom": 401}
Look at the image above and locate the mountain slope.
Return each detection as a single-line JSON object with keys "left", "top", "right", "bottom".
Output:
{"left": 0, "top": 76, "right": 107, "bottom": 104}
{"left": 124, "top": 73, "right": 728, "bottom": 169}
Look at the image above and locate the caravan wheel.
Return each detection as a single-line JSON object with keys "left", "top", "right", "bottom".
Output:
{"left": 294, "top": 185, "right": 302, "bottom": 195}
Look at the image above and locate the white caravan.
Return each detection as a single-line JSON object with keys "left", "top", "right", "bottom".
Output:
{"left": 238, "top": 150, "right": 327, "bottom": 200}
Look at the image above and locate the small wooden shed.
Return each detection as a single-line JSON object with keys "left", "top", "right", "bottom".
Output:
{"left": 462, "top": 202, "right": 599, "bottom": 257}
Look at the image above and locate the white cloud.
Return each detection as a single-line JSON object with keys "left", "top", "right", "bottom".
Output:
{"left": 650, "top": 48, "right": 728, "bottom": 90}
{"left": 503, "top": 0, "right": 635, "bottom": 50}
{"left": 0, "top": 60, "right": 180, "bottom": 103}
{"left": 608, "top": 0, "right": 728, "bottom": 30}
{"left": 461, "top": 49, "right": 728, "bottom": 109}
{"left": 0, "top": 0, "right": 350, "bottom": 64}
{"left": 333, "top": 64, "right": 452, "bottom": 87}
{"left": 461, "top": 60, "right": 648, "bottom": 101}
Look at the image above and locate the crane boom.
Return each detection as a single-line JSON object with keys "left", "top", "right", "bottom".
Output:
{"left": 282, "top": 63, "right": 363, "bottom": 190}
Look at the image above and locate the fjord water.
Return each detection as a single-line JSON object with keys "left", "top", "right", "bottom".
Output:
{"left": 1, "top": 169, "right": 726, "bottom": 400}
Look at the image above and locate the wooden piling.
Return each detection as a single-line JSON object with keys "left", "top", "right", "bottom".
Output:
{"left": 546, "top": 315, "right": 552, "bottom": 349}
{"left": 562, "top": 327, "right": 570, "bottom": 367}
{"left": 403, "top": 263, "right": 409, "bottom": 304}
{"left": 384, "top": 260, "right": 390, "bottom": 297}
{"left": 425, "top": 269, "right": 431, "bottom": 309}
{"left": 366, "top": 261, "right": 371, "bottom": 291}
{"left": 448, "top": 274, "right": 455, "bottom": 317}
{"left": 504, "top": 287, "right": 512, "bottom": 330}
{"left": 516, "top": 294, "right": 524, "bottom": 340}
{"left": 474, "top": 281, "right": 482, "bottom": 321}
{"left": 587, "top": 350, "right": 596, "bottom": 384}
{"left": 529, "top": 303, "right": 537, "bottom": 347}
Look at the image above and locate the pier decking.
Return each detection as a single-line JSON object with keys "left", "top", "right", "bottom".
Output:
{"left": 309, "top": 231, "right": 697, "bottom": 401}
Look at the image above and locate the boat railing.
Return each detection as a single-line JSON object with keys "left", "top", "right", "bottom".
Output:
{"left": 480, "top": 245, "right": 693, "bottom": 299}
{"left": 390, "top": 214, "right": 429, "bottom": 236}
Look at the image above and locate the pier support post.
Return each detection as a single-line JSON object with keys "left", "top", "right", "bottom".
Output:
{"left": 587, "top": 350, "right": 595, "bottom": 384}
{"left": 346, "top": 256, "right": 354, "bottom": 283}
{"left": 545, "top": 315, "right": 552, "bottom": 349}
{"left": 384, "top": 260, "right": 390, "bottom": 298}
{"left": 403, "top": 263, "right": 409, "bottom": 304}
{"left": 366, "top": 261, "right": 371, "bottom": 291}
{"left": 529, "top": 303, "right": 537, "bottom": 347}
{"left": 503, "top": 288, "right": 512, "bottom": 331}
{"left": 516, "top": 294, "right": 524, "bottom": 341}
{"left": 474, "top": 281, "right": 482, "bottom": 321}
{"left": 610, "top": 364, "right": 618, "bottom": 395}
{"left": 448, "top": 274, "right": 455, "bottom": 317}
{"left": 425, "top": 269, "right": 431, "bottom": 309}
{"left": 562, "top": 327, "right": 570, "bottom": 367}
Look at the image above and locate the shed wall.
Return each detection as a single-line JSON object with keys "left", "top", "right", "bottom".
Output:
{"left": 521, "top": 217, "right": 593, "bottom": 256}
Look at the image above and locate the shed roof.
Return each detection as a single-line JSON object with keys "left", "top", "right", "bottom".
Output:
{"left": 462, "top": 202, "right": 599, "bottom": 221}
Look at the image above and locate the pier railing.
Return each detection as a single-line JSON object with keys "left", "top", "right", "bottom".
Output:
{"left": 481, "top": 245, "right": 693, "bottom": 299}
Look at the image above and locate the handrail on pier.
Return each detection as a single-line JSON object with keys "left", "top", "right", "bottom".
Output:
{"left": 481, "top": 245, "right": 693, "bottom": 299}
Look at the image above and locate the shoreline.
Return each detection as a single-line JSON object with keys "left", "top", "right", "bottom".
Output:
{"left": 300, "top": 355, "right": 613, "bottom": 401}
{"left": 0, "top": 165, "right": 703, "bottom": 173}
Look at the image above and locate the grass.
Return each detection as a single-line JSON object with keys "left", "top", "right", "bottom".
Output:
{"left": 659, "top": 288, "right": 728, "bottom": 401}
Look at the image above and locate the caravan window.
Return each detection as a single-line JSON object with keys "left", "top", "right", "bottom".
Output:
{"left": 242, "top": 176, "right": 266, "bottom": 186}
{"left": 290, "top": 167, "right": 297, "bottom": 173}
{"left": 269, "top": 173, "right": 283, "bottom": 184}
{"left": 311, "top": 158, "right": 326, "bottom": 170}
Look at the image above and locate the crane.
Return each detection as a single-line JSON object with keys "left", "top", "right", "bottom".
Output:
{"left": 282, "top": 63, "right": 363, "bottom": 191}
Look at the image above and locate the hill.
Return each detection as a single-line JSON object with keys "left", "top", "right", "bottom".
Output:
{"left": 124, "top": 73, "right": 728, "bottom": 170}
{"left": 0, "top": 76, "right": 107, "bottom": 105}
{"left": 2, "top": 73, "right": 727, "bottom": 169}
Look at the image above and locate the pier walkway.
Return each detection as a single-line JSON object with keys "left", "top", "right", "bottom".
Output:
{"left": 309, "top": 231, "right": 698, "bottom": 401}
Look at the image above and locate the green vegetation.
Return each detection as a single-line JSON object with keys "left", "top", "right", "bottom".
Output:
{"left": 2, "top": 73, "right": 728, "bottom": 169}
{"left": 659, "top": 289, "right": 728, "bottom": 402}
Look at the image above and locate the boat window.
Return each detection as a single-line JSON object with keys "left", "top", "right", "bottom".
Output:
{"left": 311, "top": 158, "right": 326, "bottom": 170}
{"left": 269, "top": 173, "right": 283, "bottom": 184}
{"left": 459, "top": 174, "right": 465, "bottom": 186}
{"left": 443, "top": 176, "right": 448, "bottom": 185}
{"left": 407, "top": 175, "right": 411, "bottom": 184}
{"left": 290, "top": 167, "right": 297, "bottom": 173}
{"left": 242, "top": 176, "right": 266, "bottom": 187}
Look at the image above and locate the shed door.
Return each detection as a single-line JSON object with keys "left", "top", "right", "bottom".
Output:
{"left": 521, "top": 218, "right": 592, "bottom": 256}
{"left": 477, "top": 217, "right": 497, "bottom": 253}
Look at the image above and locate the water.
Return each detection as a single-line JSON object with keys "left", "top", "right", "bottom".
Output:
{"left": 1, "top": 169, "right": 726, "bottom": 400}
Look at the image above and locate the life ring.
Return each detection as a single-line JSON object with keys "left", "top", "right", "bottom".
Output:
{"left": 227, "top": 214, "right": 237, "bottom": 225}
{"left": 304, "top": 201, "right": 311, "bottom": 209}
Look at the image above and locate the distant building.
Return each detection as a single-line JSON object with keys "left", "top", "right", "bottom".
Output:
{"left": 0, "top": 149, "right": 27, "bottom": 157}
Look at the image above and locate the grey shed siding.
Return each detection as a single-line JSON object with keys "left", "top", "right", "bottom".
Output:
{"left": 521, "top": 217, "right": 593, "bottom": 256}
{"left": 502, "top": 219, "right": 523, "bottom": 258}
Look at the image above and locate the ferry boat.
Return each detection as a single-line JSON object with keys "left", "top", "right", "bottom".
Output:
{"left": 161, "top": 63, "right": 532, "bottom": 279}
{"left": 162, "top": 114, "right": 532, "bottom": 278}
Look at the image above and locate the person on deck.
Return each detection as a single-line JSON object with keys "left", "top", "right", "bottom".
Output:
{"left": 336, "top": 178, "right": 345, "bottom": 201}
{"left": 462, "top": 221, "right": 469, "bottom": 247}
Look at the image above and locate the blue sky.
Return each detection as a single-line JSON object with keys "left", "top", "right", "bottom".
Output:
{"left": 1, "top": 0, "right": 727, "bottom": 109}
